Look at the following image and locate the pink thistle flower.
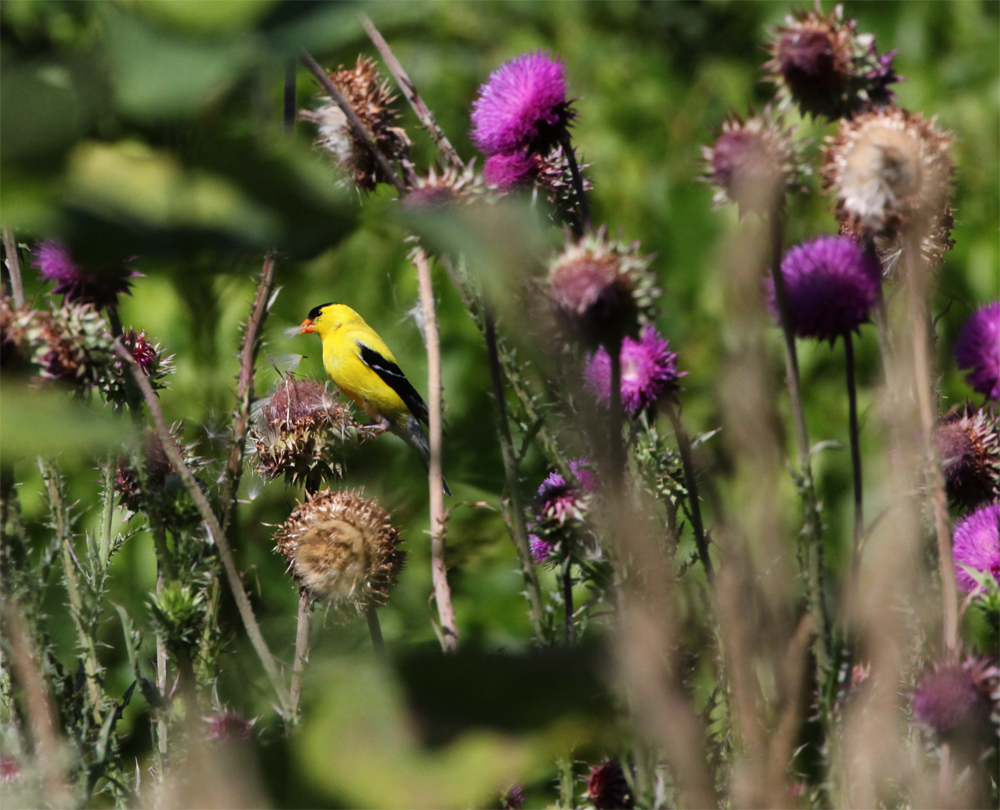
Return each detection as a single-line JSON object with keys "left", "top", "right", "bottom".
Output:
{"left": 484, "top": 150, "right": 538, "bottom": 189}
{"left": 586, "top": 759, "right": 633, "bottom": 809}
{"left": 767, "top": 235, "right": 882, "bottom": 342}
{"left": 32, "top": 240, "right": 138, "bottom": 311}
{"left": 952, "top": 503, "right": 1000, "bottom": 594}
{"left": 528, "top": 534, "right": 554, "bottom": 564}
{"left": 912, "top": 657, "right": 998, "bottom": 738}
{"left": 205, "top": 712, "right": 254, "bottom": 742}
{"left": 954, "top": 302, "right": 1000, "bottom": 401}
{"left": 536, "top": 459, "right": 595, "bottom": 524}
{"left": 471, "top": 51, "right": 571, "bottom": 156}
{"left": 585, "top": 325, "right": 683, "bottom": 414}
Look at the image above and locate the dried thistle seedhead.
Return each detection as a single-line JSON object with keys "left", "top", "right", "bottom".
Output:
{"left": 937, "top": 405, "right": 1000, "bottom": 511}
{"left": 702, "top": 109, "right": 803, "bottom": 216}
{"left": 249, "top": 378, "right": 366, "bottom": 489}
{"left": 300, "top": 56, "right": 411, "bottom": 192}
{"left": 764, "top": 4, "right": 900, "bottom": 119}
{"left": 546, "top": 227, "right": 659, "bottom": 348}
{"left": 401, "top": 164, "right": 489, "bottom": 210}
{"left": 822, "top": 106, "right": 954, "bottom": 273}
{"left": 274, "top": 489, "right": 405, "bottom": 618}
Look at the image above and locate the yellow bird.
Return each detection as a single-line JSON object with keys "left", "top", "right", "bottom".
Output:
{"left": 299, "top": 303, "right": 451, "bottom": 497}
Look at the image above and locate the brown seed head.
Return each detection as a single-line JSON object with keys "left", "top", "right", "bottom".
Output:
{"left": 300, "top": 56, "right": 411, "bottom": 191}
{"left": 250, "top": 378, "right": 366, "bottom": 489}
{"left": 274, "top": 489, "right": 405, "bottom": 618}
{"left": 823, "top": 106, "right": 954, "bottom": 273}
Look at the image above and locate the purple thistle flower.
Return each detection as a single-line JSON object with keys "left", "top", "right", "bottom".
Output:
{"left": 536, "top": 458, "right": 595, "bottom": 524}
{"left": 471, "top": 51, "right": 571, "bottom": 156}
{"left": 32, "top": 240, "right": 138, "bottom": 311}
{"left": 586, "top": 760, "right": 633, "bottom": 809}
{"left": 954, "top": 302, "right": 1000, "bottom": 401}
{"left": 1, "top": 755, "right": 22, "bottom": 784}
{"left": 913, "top": 664, "right": 982, "bottom": 735}
{"left": 585, "top": 325, "right": 683, "bottom": 414}
{"left": 768, "top": 235, "right": 882, "bottom": 342}
{"left": 952, "top": 503, "right": 1000, "bottom": 594}
{"left": 529, "top": 533, "right": 554, "bottom": 564}
{"left": 484, "top": 150, "right": 537, "bottom": 189}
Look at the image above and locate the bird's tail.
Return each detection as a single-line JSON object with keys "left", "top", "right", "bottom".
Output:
{"left": 392, "top": 416, "right": 453, "bottom": 498}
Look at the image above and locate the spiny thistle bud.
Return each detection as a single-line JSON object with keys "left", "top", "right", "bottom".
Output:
{"left": 546, "top": 227, "right": 659, "bottom": 348}
{"left": 471, "top": 50, "right": 574, "bottom": 157}
{"left": 105, "top": 328, "right": 174, "bottom": 408}
{"left": 274, "top": 489, "right": 405, "bottom": 618}
{"left": 16, "top": 301, "right": 116, "bottom": 391}
{"left": 300, "top": 56, "right": 411, "bottom": 192}
{"left": 822, "top": 106, "right": 954, "bottom": 273}
{"left": 116, "top": 426, "right": 204, "bottom": 520}
{"left": 205, "top": 712, "right": 254, "bottom": 743}
{"left": 498, "top": 784, "right": 525, "bottom": 809}
{"left": 401, "top": 164, "right": 489, "bottom": 210}
{"left": 767, "top": 235, "right": 882, "bottom": 343}
{"left": 485, "top": 145, "right": 592, "bottom": 204}
{"left": 32, "top": 240, "right": 139, "bottom": 311}
{"left": 249, "top": 378, "right": 367, "bottom": 490}
{"left": 951, "top": 503, "right": 1000, "bottom": 596}
{"left": 585, "top": 759, "right": 634, "bottom": 810}
{"left": 954, "top": 302, "right": 1000, "bottom": 401}
{"left": 584, "top": 324, "right": 683, "bottom": 415}
{"left": 912, "top": 656, "right": 999, "bottom": 740}
{"left": 148, "top": 582, "right": 206, "bottom": 652}
{"left": 763, "top": 4, "right": 901, "bottom": 120}
{"left": 702, "top": 109, "right": 802, "bottom": 216}
{"left": 0, "top": 295, "right": 30, "bottom": 372}
{"left": 937, "top": 405, "right": 1000, "bottom": 511}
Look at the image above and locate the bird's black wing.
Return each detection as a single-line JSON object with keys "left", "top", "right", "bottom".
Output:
{"left": 358, "top": 343, "right": 430, "bottom": 424}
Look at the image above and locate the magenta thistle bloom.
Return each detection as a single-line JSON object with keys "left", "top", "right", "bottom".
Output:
{"left": 528, "top": 533, "right": 554, "bottom": 564}
{"left": 536, "top": 458, "right": 595, "bottom": 524}
{"left": 585, "top": 325, "right": 683, "bottom": 414}
{"left": 768, "top": 235, "right": 881, "bottom": 342}
{"left": 912, "top": 657, "right": 997, "bottom": 737}
{"left": 32, "top": 240, "right": 138, "bottom": 311}
{"left": 471, "top": 51, "right": 571, "bottom": 156}
{"left": 952, "top": 503, "right": 1000, "bottom": 594}
{"left": 484, "top": 150, "right": 538, "bottom": 189}
{"left": 954, "top": 302, "right": 1000, "bottom": 401}
{"left": 0, "top": 755, "right": 22, "bottom": 784}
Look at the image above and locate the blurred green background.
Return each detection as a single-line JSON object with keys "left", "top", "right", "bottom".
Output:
{"left": 2, "top": 1, "right": 997, "bottom": 806}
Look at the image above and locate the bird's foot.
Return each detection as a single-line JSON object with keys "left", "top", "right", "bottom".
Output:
{"left": 360, "top": 423, "right": 387, "bottom": 436}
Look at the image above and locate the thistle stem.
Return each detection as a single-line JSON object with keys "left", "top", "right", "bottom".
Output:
{"left": 562, "top": 559, "right": 575, "bottom": 644}
{"left": 2, "top": 228, "right": 25, "bottom": 307}
{"left": 284, "top": 59, "right": 296, "bottom": 133}
{"left": 414, "top": 248, "right": 458, "bottom": 652}
{"left": 359, "top": 14, "right": 464, "bottom": 172}
{"left": 484, "top": 309, "right": 546, "bottom": 637}
{"left": 366, "top": 606, "right": 385, "bottom": 658}
{"left": 289, "top": 590, "right": 311, "bottom": 722}
{"left": 559, "top": 130, "right": 591, "bottom": 235}
{"left": 608, "top": 337, "right": 625, "bottom": 492}
{"left": 844, "top": 331, "right": 864, "bottom": 562}
{"left": 114, "top": 340, "right": 291, "bottom": 714}
{"left": 663, "top": 398, "right": 713, "bottom": 580}
{"left": 904, "top": 237, "right": 957, "bottom": 653}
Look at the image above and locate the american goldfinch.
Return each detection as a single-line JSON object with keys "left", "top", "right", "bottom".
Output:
{"left": 299, "top": 303, "right": 451, "bottom": 497}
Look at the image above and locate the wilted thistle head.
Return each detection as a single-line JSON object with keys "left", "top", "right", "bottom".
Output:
{"left": 702, "top": 109, "right": 800, "bottom": 216}
{"left": 586, "top": 759, "right": 634, "bottom": 810}
{"left": 471, "top": 50, "right": 573, "bottom": 157}
{"left": 954, "top": 302, "right": 1000, "bottom": 401}
{"left": 32, "top": 240, "right": 138, "bottom": 311}
{"left": 249, "top": 378, "right": 366, "bottom": 489}
{"left": 401, "top": 164, "right": 488, "bottom": 210}
{"left": 584, "top": 324, "right": 683, "bottom": 415}
{"left": 937, "top": 405, "right": 1000, "bottom": 511}
{"left": 912, "top": 656, "right": 998, "bottom": 739}
{"left": 300, "top": 56, "right": 411, "bottom": 192}
{"left": 952, "top": 503, "right": 1000, "bottom": 595}
{"left": 546, "top": 227, "right": 659, "bottom": 348}
{"left": 822, "top": 106, "right": 954, "bottom": 272}
{"left": 274, "top": 489, "right": 405, "bottom": 618}
{"left": 763, "top": 5, "right": 900, "bottom": 120}
{"left": 536, "top": 459, "right": 596, "bottom": 525}
{"left": 767, "top": 235, "right": 882, "bottom": 343}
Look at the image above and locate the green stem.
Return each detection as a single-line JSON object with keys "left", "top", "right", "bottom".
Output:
{"left": 663, "top": 399, "right": 713, "bottom": 580}
{"left": 562, "top": 559, "right": 575, "bottom": 644}
{"left": 844, "top": 331, "right": 864, "bottom": 562}
{"left": 366, "top": 606, "right": 385, "bottom": 658}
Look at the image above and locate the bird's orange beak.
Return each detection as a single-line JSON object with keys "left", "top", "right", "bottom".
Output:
{"left": 299, "top": 318, "right": 315, "bottom": 334}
